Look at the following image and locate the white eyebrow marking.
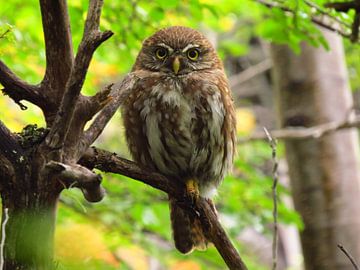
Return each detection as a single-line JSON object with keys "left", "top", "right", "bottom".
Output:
{"left": 182, "top": 44, "right": 200, "bottom": 52}
{"left": 157, "top": 43, "right": 174, "bottom": 53}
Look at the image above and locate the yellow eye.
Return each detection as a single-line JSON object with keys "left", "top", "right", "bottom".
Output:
{"left": 155, "top": 48, "right": 168, "bottom": 59}
{"left": 187, "top": 49, "right": 199, "bottom": 60}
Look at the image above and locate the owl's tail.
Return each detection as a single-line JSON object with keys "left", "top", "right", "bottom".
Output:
{"left": 169, "top": 196, "right": 208, "bottom": 254}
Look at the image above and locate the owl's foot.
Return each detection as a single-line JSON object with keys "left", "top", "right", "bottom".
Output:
{"left": 186, "top": 179, "right": 200, "bottom": 206}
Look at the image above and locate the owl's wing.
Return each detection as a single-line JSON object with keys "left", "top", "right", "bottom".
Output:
{"left": 188, "top": 71, "right": 236, "bottom": 192}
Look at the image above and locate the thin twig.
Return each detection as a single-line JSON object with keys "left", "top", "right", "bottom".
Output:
{"left": 240, "top": 114, "right": 360, "bottom": 143}
{"left": 228, "top": 59, "right": 272, "bottom": 88}
{"left": 338, "top": 244, "right": 359, "bottom": 270}
{"left": 0, "top": 208, "right": 9, "bottom": 270}
{"left": 0, "top": 28, "right": 11, "bottom": 40}
{"left": 304, "top": 0, "right": 351, "bottom": 28}
{"left": 255, "top": 0, "right": 352, "bottom": 39}
{"left": 264, "top": 127, "right": 279, "bottom": 270}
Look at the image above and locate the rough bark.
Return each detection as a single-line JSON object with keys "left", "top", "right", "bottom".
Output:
{"left": 271, "top": 27, "right": 360, "bottom": 270}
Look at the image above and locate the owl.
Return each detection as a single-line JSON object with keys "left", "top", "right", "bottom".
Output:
{"left": 121, "top": 26, "right": 236, "bottom": 254}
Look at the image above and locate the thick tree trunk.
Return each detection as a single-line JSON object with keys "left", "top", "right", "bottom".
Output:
{"left": 1, "top": 196, "right": 58, "bottom": 270}
{"left": 0, "top": 143, "right": 60, "bottom": 270}
{"left": 271, "top": 28, "right": 360, "bottom": 269}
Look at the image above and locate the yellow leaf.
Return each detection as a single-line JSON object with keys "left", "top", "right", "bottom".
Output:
{"left": 236, "top": 108, "right": 256, "bottom": 135}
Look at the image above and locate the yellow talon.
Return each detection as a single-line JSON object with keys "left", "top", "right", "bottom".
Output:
{"left": 186, "top": 179, "right": 200, "bottom": 203}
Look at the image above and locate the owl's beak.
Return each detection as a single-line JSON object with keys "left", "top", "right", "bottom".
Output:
{"left": 172, "top": 57, "right": 180, "bottom": 75}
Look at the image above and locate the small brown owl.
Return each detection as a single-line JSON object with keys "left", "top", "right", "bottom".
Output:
{"left": 121, "top": 26, "right": 236, "bottom": 254}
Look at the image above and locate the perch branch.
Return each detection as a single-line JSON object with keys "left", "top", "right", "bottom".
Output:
{"left": 45, "top": 0, "right": 113, "bottom": 150}
{"left": 240, "top": 114, "right": 360, "bottom": 142}
{"left": 0, "top": 61, "right": 46, "bottom": 110}
{"left": 337, "top": 244, "right": 359, "bottom": 270}
{"left": 80, "top": 147, "right": 248, "bottom": 270}
{"left": 45, "top": 160, "right": 105, "bottom": 202}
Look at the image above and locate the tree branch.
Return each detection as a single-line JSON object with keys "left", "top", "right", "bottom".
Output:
{"left": 338, "top": 244, "right": 359, "bottom": 270}
{"left": 0, "top": 61, "right": 47, "bottom": 110}
{"left": 80, "top": 74, "right": 137, "bottom": 156}
{"left": 45, "top": 160, "right": 105, "bottom": 202}
{"left": 255, "top": 0, "right": 352, "bottom": 39}
{"left": 240, "top": 114, "right": 360, "bottom": 142}
{"left": 0, "top": 120, "right": 25, "bottom": 168}
{"left": 264, "top": 128, "right": 279, "bottom": 270}
{"left": 45, "top": 0, "right": 113, "bottom": 150}
{"left": 228, "top": 59, "right": 272, "bottom": 88}
{"left": 80, "top": 147, "right": 248, "bottom": 270}
{"left": 325, "top": 1, "right": 360, "bottom": 13}
{"left": 40, "top": 0, "right": 73, "bottom": 94}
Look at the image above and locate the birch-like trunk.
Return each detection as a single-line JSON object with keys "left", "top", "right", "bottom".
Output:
{"left": 271, "top": 28, "right": 360, "bottom": 270}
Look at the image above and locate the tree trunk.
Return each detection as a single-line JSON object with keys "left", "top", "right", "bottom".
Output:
{"left": 0, "top": 140, "right": 60, "bottom": 270}
{"left": 1, "top": 195, "right": 58, "bottom": 270}
{"left": 271, "top": 28, "right": 360, "bottom": 270}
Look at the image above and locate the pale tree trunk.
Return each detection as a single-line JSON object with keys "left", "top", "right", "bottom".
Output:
{"left": 270, "top": 28, "right": 360, "bottom": 270}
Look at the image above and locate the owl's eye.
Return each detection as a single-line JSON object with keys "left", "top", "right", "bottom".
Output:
{"left": 187, "top": 49, "right": 199, "bottom": 61}
{"left": 155, "top": 48, "right": 168, "bottom": 60}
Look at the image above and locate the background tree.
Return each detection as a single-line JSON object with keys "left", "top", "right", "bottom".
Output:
{"left": 271, "top": 27, "right": 360, "bottom": 270}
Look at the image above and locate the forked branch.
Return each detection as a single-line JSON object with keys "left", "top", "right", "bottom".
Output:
{"left": 80, "top": 147, "right": 248, "bottom": 270}
{"left": 45, "top": 0, "right": 113, "bottom": 150}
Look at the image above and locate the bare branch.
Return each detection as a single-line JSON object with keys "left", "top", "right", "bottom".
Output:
{"left": 80, "top": 74, "right": 137, "bottom": 155}
{"left": 240, "top": 114, "right": 360, "bottom": 143}
{"left": 85, "top": 84, "right": 114, "bottom": 119}
{"left": 45, "top": 0, "right": 113, "bottom": 150}
{"left": 0, "top": 61, "right": 47, "bottom": 110}
{"left": 45, "top": 160, "right": 105, "bottom": 202}
{"left": 264, "top": 128, "right": 279, "bottom": 270}
{"left": 80, "top": 147, "right": 248, "bottom": 270}
{"left": 229, "top": 59, "right": 272, "bottom": 88}
{"left": 338, "top": 244, "right": 359, "bottom": 270}
{"left": 39, "top": 0, "right": 74, "bottom": 93}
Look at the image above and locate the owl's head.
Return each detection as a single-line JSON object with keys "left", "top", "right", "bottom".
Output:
{"left": 133, "top": 26, "right": 222, "bottom": 75}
